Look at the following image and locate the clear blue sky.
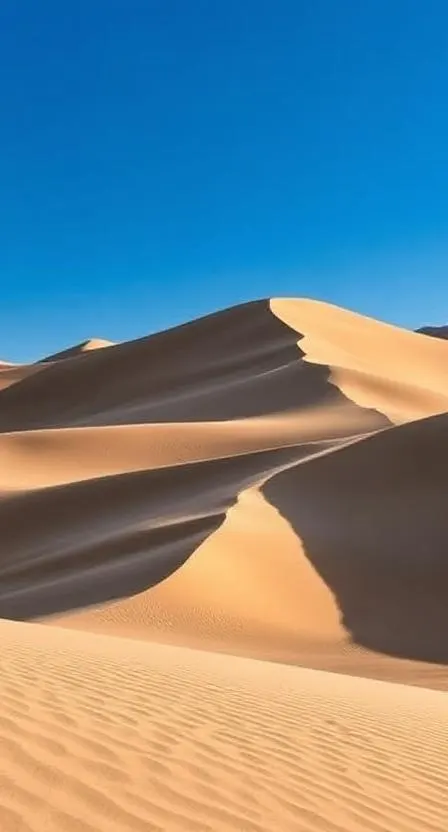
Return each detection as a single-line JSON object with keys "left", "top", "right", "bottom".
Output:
{"left": 1, "top": 1, "right": 447, "bottom": 361}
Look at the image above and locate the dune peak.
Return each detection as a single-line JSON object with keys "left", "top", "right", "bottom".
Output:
{"left": 39, "top": 337, "right": 115, "bottom": 363}
{"left": 417, "top": 324, "right": 448, "bottom": 340}
{"left": 1, "top": 295, "right": 448, "bottom": 830}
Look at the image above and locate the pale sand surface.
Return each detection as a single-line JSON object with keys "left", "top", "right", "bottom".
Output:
{"left": 1, "top": 297, "right": 448, "bottom": 830}
{"left": 1, "top": 619, "right": 448, "bottom": 832}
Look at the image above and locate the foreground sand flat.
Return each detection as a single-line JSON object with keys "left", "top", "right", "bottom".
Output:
{"left": 1, "top": 619, "right": 448, "bottom": 832}
{"left": 1, "top": 297, "right": 448, "bottom": 830}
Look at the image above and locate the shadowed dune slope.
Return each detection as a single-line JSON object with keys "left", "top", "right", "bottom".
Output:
{"left": 417, "top": 324, "right": 448, "bottom": 340}
{"left": 1, "top": 298, "right": 446, "bottom": 431}
{"left": 0, "top": 297, "right": 448, "bottom": 684}
{"left": 57, "top": 412, "right": 448, "bottom": 680}
{"left": 264, "top": 410, "right": 448, "bottom": 663}
{"left": 271, "top": 299, "right": 448, "bottom": 421}
{"left": 0, "top": 409, "right": 372, "bottom": 492}
{"left": 1, "top": 298, "right": 448, "bottom": 831}
{"left": 0, "top": 361, "right": 48, "bottom": 391}
{"left": 0, "top": 299, "right": 390, "bottom": 430}
{"left": 39, "top": 337, "right": 115, "bottom": 362}
{"left": 0, "top": 443, "right": 310, "bottom": 619}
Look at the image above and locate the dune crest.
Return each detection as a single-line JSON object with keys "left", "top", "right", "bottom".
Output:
{"left": 270, "top": 298, "right": 448, "bottom": 421}
{"left": 1, "top": 296, "right": 448, "bottom": 830}
{"left": 39, "top": 337, "right": 116, "bottom": 363}
{"left": 0, "top": 297, "right": 447, "bottom": 676}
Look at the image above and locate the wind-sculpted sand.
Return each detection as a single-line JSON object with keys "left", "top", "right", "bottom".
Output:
{"left": 1, "top": 297, "right": 448, "bottom": 830}
{"left": 1, "top": 620, "right": 448, "bottom": 832}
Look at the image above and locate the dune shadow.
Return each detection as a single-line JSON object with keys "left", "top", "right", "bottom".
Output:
{"left": 0, "top": 300, "right": 387, "bottom": 430}
{"left": 0, "top": 514, "right": 225, "bottom": 620}
{"left": 0, "top": 443, "right": 302, "bottom": 620}
{"left": 263, "top": 413, "right": 448, "bottom": 664}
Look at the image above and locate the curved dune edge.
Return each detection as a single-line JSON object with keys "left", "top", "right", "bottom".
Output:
{"left": 55, "top": 484, "right": 343, "bottom": 647}
{"left": 54, "top": 411, "right": 448, "bottom": 687}
{"left": 0, "top": 338, "right": 115, "bottom": 391}
{"left": 0, "top": 299, "right": 391, "bottom": 430}
{"left": 270, "top": 298, "right": 448, "bottom": 422}
{"left": 0, "top": 297, "right": 447, "bottom": 685}
{"left": 0, "top": 406, "right": 375, "bottom": 492}
{"left": 1, "top": 619, "right": 448, "bottom": 832}
{"left": 39, "top": 337, "right": 116, "bottom": 363}
{"left": 1, "top": 297, "right": 448, "bottom": 831}
{"left": 418, "top": 324, "right": 448, "bottom": 339}
{"left": 0, "top": 361, "right": 48, "bottom": 391}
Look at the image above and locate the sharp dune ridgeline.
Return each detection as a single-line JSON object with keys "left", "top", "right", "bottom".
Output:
{"left": 1, "top": 297, "right": 448, "bottom": 831}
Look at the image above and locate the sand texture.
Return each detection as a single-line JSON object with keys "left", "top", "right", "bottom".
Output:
{"left": 1, "top": 297, "right": 448, "bottom": 830}
{"left": 1, "top": 621, "right": 448, "bottom": 832}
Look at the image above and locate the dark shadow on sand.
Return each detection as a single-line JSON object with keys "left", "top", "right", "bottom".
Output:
{"left": 264, "top": 412, "right": 448, "bottom": 664}
{"left": 0, "top": 299, "right": 388, "bottom": 430}
{"left": 0, "top": 443, "right": 306, "bottom": 619}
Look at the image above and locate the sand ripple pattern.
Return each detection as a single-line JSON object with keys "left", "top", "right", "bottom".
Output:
{"left": 0, "top": 297, "right": 448, "bottom": 667}
{"left": 1, "top": 299, "right": 448, "bottom": 831}
{"left": 1, "top": 621, "right": 448, "bottom": 832}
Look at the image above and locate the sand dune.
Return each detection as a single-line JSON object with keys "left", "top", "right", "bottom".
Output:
{"left": 0, "top": 360, "right": 48, "bottom": 391}
{"left": 417, "top": 324, "right": 448, "bottom": 339}
{"left": 55, "top": 412, "right": 448, "bottom": 681}
{"left": 0, "top": 299, "right": 393, "bottom": 430}
{"left": 1, "top": 299, "right": 447, "bottom": 657}
{"left": 0, "top": 339, "right": 115, "bottom": 392}
{"left": 0, "top": 407, "right": 375, "bottom": 492}
{"left": 271, "top": 299, "right": 448, "bottom": 421}
{"left": 1, "top": 619, "right": 448, "bottom": 832}
{"left": 1, "top": 297, "right": 448, "bottom": 829}
{"left": 39, "top": 337, "right": 116, "bottom": 363}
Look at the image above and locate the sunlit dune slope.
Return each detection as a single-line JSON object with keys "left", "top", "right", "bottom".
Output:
{"left": 39, "top": 337, "right": 115, "bottom": 362}
{"left": 0, "top": 299, "right": 394, "bottom": 430}
{"left": 0, "top": 297, "right": 447, "bottom": 684}
{"left": 271, "top": 298, "right": 448, "bottom": 421}
{"left": 56, "top": 411, "right": 448, "bottom": 673}
{"left": 1, "top": 619, "right": 448, "bottom": 832}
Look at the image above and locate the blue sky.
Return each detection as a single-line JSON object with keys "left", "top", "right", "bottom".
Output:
{"left": 1, "top": 1, "right": 447, "bottom": 361}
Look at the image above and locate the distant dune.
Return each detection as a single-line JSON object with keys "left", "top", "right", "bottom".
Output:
{"left": 417, "top": 324, "right": 448, "bottom": 339}
{"left": 0, "top": 360, "right": 47, "bottom": 391}
{"left": 1, "top": 297, "right": 448, "bottom": 830}
{"left": 38, "top": 337, "right": 116, "bottom": 363}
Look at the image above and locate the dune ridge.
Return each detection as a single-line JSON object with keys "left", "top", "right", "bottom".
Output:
{"left": 417, "top": 324, "right": 448, "bottom": 340}
{"left": 1, "top": 298, "right": 447, "bottom": 656}
{"left": 39, "top": 337, "right": 116, "bottom": 363}
{"left": 1, "top": 296, "right": 448, "bottom": 830}
{"left": 0, "top": 360, "right": 48, "bottom": 391}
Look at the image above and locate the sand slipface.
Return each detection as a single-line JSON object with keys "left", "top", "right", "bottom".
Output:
{"left": 1, "top": 297, "right": 448, "bottom": 831}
